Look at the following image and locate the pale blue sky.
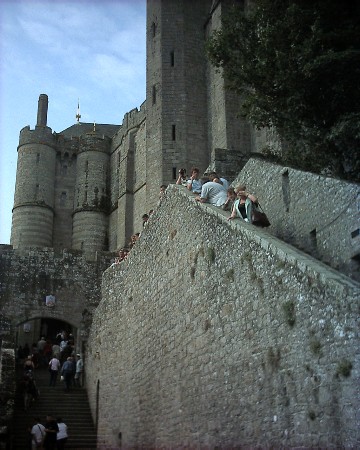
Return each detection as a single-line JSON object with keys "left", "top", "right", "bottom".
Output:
{"left": 0, "top": 0, "right": 146, "bottom": 244}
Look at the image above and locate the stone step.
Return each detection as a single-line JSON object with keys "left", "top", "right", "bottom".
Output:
{"left": 13, "top": 366, "right": 97, "bottom": 449}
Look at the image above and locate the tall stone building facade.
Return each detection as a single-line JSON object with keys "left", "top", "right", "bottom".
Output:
{"left": 11, "top": 0, "right": 258, "bottom": 254}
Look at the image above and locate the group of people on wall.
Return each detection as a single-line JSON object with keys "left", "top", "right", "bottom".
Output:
{"left": 111, "top": 166, "right": 269, "bottom": 266}
{"left": 175, "top": 167, "right": 260, "bottom": 223}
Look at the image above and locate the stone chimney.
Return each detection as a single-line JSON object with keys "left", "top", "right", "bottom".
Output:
{"left": 36, "top": 94, "right": 48, "bottom": 127}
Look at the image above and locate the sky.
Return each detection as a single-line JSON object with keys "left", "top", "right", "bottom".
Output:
{"left": 0, "top": 0, "right": 146, "bottom": 244}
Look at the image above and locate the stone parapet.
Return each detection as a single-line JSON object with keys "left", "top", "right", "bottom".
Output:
{"left": 19, "top": 125, "right": 56, "bottom": 148}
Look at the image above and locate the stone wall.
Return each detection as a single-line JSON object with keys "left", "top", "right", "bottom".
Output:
{"left": 0, "top": 317, "right": 16, "bottom": 449}
{"left": 234, "top": 158, "right": 360, "bottom": 281}
{"left": 0, "top": 246, "right": 115, "bottom": 346}
{"left": 87, "top": 184, "right": 359, "bottom": 449}
{"left": 110, "top": 108, "right": 147, "bottom": 250}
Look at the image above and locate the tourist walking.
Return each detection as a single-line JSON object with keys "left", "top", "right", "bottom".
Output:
{"left": 43, "top": 415, "right": 59, "bottom": 450}
{"left": 56, "top": 418, "right": 68, "bottom": 449}
{"left": 30, "top": 417, "right": 45, "bottom": 450}
{"left": 60, "top": 357, "right": 73, "bottom": 391}
{"left": 48, "top": 355, "right": 61, "bottom": 386}
{"left": 74, "top": 354, "right": 83, "bottom": 387}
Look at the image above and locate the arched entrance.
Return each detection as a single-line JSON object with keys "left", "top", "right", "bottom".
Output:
{"left": 15, "top": 317, "right": 80, "bottom": 365}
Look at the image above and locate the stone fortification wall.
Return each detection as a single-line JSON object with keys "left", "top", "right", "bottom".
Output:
{"left": 235, "top": 158, "right": 360, "bottom": 281}
{"left": 87, "top": 184, "right": 359, "bottom": 449}
{"left": 0, "top": 246, "right": 115, "bottom": 343}
{"left": 109, "top": 105, "right": 147, "bottom": 250}
{"left": 0, "top": 316, "right": 16, "bottom": 449}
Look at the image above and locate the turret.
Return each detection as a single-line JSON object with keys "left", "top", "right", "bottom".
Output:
{"left": 11, "top": 94, "right": 57, "bottom": 248}
{"left": 72, "top": 128, "right": 111, "bottom": 254}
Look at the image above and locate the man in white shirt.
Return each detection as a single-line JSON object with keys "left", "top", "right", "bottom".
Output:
{"left": 195, "top": 178, "right": 227, "bottom": 206}
{"left": 208, "top": 171, "right": 229, "bottom": 190}
{"left": 30, "top": 417, "right": 45, "bottom": 450}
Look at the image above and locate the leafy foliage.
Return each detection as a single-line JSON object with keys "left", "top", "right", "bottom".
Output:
{"left": 206, "top": 0, "right": 360, "bottom": 181}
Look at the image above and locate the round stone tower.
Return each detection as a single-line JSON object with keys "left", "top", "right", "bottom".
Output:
{"left": 11, "top": 94, "right": 57, "bottom": 248}
{"left": 72, "top": 129, "right": 111, "bottom": 253}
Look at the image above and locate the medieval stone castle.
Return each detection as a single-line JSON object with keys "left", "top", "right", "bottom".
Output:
{"left": 10, "top": 0, "right": 259, "bottom": 254}
{"left": 1, "top": 1, "right": 359, "bottom": 448}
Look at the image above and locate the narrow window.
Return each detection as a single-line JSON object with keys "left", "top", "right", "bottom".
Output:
{"left": 35, "top": 184, "right": 40, "bottom": 199}
{"left": 281, "top": 169, "right": 290, "bottom": 212}
{"left": 36, "top": 153, "right": 40, "bottom": 164}
{"left": 172, "top": 167, "right": 177, "bottom": 180}
{"left": 310, "top": 229, "right": 317, "bottom": 256}
{"left": 152, "top": 85, "right": 156, "bottom": 105}
{"left": 172, "top": 125, "right": 176, "bottom": 141}
{"left": 60, "top": 192, "right": 67, "bottom": 206}
{"left": 170, "top": 51, "right": 175, "bottom": 66}
{"left": 151, "top": 22, "right": 156, "bottom": 38}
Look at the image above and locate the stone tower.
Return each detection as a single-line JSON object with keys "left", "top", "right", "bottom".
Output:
{"left": 72, "top": 130, "right": 111, "bottom": 253}
{"left": 146, "top": 0, "right": 212, "bottom": 203}
{"left": 11, "top": 94, "right": 57, "bottom": 248}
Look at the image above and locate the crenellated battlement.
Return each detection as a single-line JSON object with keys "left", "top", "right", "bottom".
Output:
{"left": 111, "top": 101, "right": 146, "bottom": 151}
{"left": 19, "top": 125, "right": 56, "bottom": 148}
{"left": 78, "top": 133, "right": 112, "bottom": 154}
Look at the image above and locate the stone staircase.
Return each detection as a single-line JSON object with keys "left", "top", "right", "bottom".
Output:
{"left": 13, "top": 366, "right": 97, "bottom": 449}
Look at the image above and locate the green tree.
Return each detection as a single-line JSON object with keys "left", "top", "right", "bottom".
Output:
{"left": 206, "top": 0, "right": 360, "bottom": 181}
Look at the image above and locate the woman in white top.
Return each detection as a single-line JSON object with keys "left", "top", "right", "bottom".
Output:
{"left": 56, "top": 418, "right": 68, "bottom": 449}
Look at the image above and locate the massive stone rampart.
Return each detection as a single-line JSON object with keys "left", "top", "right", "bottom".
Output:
{"left": 87, "top": 184, "right": 359, "bottom": 449}
{"left": 234, "top": 158, "right": 360, "bottom": 281}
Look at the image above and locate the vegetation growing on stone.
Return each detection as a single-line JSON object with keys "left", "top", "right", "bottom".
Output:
{"left": 336, "top": 360, "right": 353, "bottom": 377}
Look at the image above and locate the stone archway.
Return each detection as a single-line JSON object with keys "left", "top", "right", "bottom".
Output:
{"left": 15, "top": 315, "right": 82, "bottom": 366}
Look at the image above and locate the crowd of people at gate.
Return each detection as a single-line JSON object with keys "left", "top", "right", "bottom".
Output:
{"left": 18, "top": 331, "right": 84, "bottom": 390}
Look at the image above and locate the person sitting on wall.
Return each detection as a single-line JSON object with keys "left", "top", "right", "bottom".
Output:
{"left": 227, "top": 185, "right": 258, "bottom": 223}
{"left": 127, "top": 233, "right": 140, "bottom": 251}
{"left": 186, "top": 167, "right": 203, "bottom": 194}
{"left": 176, "top": 168, "right": 187, "bottom": 186}
{"left": 159, "top": 184, "right": 167, "bottom": 200}
{"left": 195, "top": 177, "right": 227, "bottom": 207}
{"left": 142, "top": 214, "right": 149, "bottom": 227}
{"left": 222, "top": 186, "right": 236, "bottom": 211}
{"left": 208, "top": 171, "right": 230, "bottom": 190}
{"left": 118, "top": 248, "right": 127, "bottom": 262}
